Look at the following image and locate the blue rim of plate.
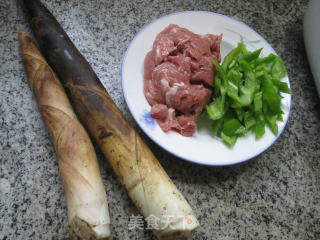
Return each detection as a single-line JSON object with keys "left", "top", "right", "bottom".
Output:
{"left": 121, "top": 10, "right": 291, "bottom": 166}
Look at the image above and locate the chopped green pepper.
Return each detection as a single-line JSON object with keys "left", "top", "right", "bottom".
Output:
{"left": 262, "top": 74, "right": 281, "bottom": 115}
{"left": 206, "top": 95, "right": 225, "bottom": 120}
{"left": 212, "top": 118, "right": 223, "bottom": 136}
{"left": 271, "top": 57, "right": 287, "bottom": 80}
{"left": 255, "top": 113, "right": 266, "bottom": 139}
{"left": 265, "top": 114, "right": 278, "bottom": 135}
{"left": 221, "top": 132, "right": 238, "bottom": 147}
{"left": 223, "top": 118, "right": 246, "bottom": 136}
{"left": 200, "top": 42, "right": 290, "bottom": 147}
{"left": 253, "top": 91, "right": 263, "bottom": 113}
{"left": 255, "top": 53, "right": 277, "bottom": 65}
{"left": 243, "top": 48, "right": 263, "bottom": 62}
{"left": 222, "top": 43, "right": 244, "bottom": 71}
{"left": 244, "top": 111, "right": 256, "bottom": 130}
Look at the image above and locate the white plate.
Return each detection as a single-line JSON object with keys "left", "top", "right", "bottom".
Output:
{"left": 121, "top": 11, "right": 291, "bottom": 166}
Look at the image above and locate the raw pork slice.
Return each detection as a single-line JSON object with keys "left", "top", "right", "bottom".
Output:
{"left": 144, "top": 24, "right": 222, "bottom": 136}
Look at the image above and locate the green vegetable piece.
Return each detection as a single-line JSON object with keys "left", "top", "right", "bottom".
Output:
{"left": 201, "top": 42, "right": 290, "bottom": 147}
{"left": 255, "top": 53, "right": 277, "bottom": 65}
{"left": 266, "top": 114, "right": 278, "bottom": 135}
{"left": 212, "top": 58, "right": 228, "bottom": 89}
{"left": 206, "top": 95, "right": 225, "bottom": 120}
{"left": 223, "top": 118, "right": 246, "bottom": 136}
{"left": 239, "top": 60, "right": 255, "bottom": 88}
{"left": 255, "top": 71, "right": 265, "bottom": 78}
{"left": 271, "top": 57, "right": 287, "bottom": 80}
{"left": 227, "top": 81, "right": 239, "bottom": 101}
{"left": 214, "top": 75, "right": 222, "bottom": 96}
{"left": 253, "top": 91, "right": 263, "bottom": 113}
{"left": 255, "top": 64, "right": 271, "bottom": 79}
{"left": 221, "top": 131, "right": 238, "bottom": 147}
{"left": 228, "top": 69, "right": 242, "bottom": 85}
{"left": 234, "top": 60, "right": 256, "bottom": 107}
{"left": 244, "top": 111, "right": 256, "bottom": 130}
{"left": 255, "top": 76, "right": 262, "bottom": 92}
{"left": 232, "top": 86, "right": 255, "bottom": 108}
{"left": 262, "top": 74, "right": 281, "bottom": 114}
{"left": 212, "top": 118, "right": 224, "bottom": 136}
{"left": 255, "top": 114, "right": 266, "bottom": 139}
{"left": 209, "top": 59, "right": 229, "bottom": 120}
{"left": 277, "top": 113, "right": 284, "bottom": 122}
{"left": 221, "top": 43, "right": 244, "bottom": 71}
{"left": 272, "top": 78, "right": 291, "bottom": 94}
{"left": 226, "top": 69, "right": 242, "bottom": 101}
{"left": 235, "top": 107, "right": 244, "bottom": 122}
{"left": 228, "top": 58, "right": 237, "bottom": 69}
{"left": 243, "top": 48, "right": 263, "bottom": 62}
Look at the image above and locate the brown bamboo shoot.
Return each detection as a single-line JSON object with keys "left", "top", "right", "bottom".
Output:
{"left": 21, "top": 0, "right": 200, "bottom": 238}
{"left": 19, "top": 30, "right": 111, "bottom": 239}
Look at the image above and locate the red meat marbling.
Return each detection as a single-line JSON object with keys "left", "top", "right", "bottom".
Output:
{"left": 144, "top": 24, "right": 222, "bottom": 136}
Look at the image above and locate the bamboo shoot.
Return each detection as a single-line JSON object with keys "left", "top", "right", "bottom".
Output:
{"left": 21, "top": 0, "right": 199, "bottom": 238}
{"left": 19, "top": 30, "right": 111, "bottom": 239}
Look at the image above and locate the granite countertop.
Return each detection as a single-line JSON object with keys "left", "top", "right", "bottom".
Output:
{"left": 1, "top": 0, "right": 319, "bottom": 239}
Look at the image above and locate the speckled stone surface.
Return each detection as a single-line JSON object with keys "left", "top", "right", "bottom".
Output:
{"left": 1, "top": 0, "right": 319, "bottom": 239}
